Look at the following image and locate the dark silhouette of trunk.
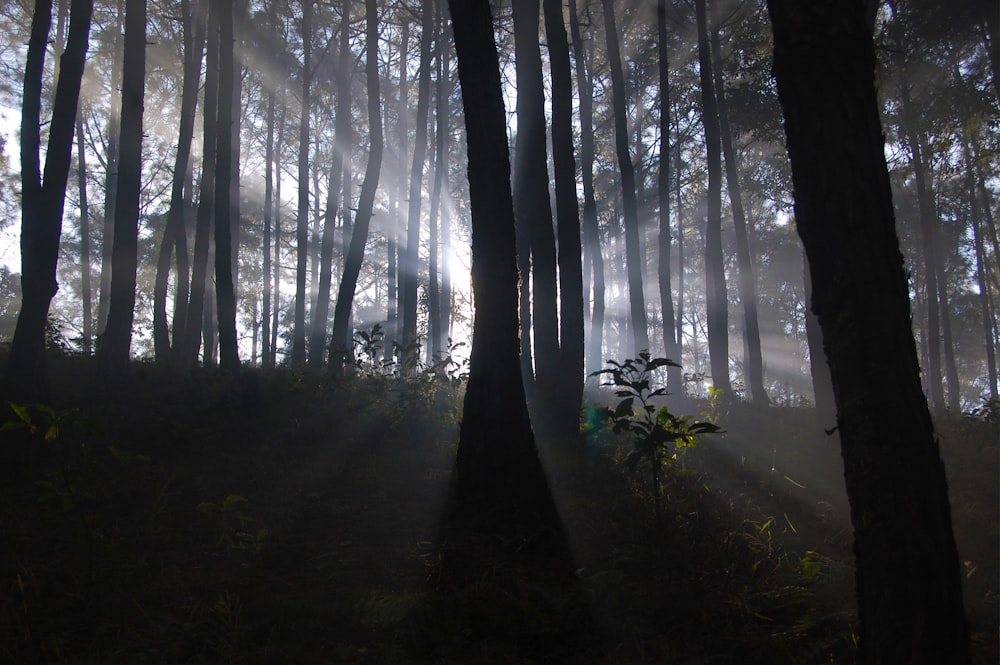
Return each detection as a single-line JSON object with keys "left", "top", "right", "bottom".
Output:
{"left": 5, "top": 0, "right": 92, "bottom": 401}
{"left": 438, "top": 17, "right": 452, "bottom": 356}
{"left": 385, "top": 21, "right": 409, "bottom": 366}
{"left": 203, "top": 253, "right": 217, "bottom": 366}
{"left": 214, "top": 0, "right": 239, "bottom": 373}
{"left": 330, "top": 0, "right": 383, "bottom": 370}
{"left": 695, "top": 0, "right": 730, "bottom": 394}
{"left": 767, "top": 2, "right": 970, "bottom": 662}
{"left": 97, "top": 0, "right": 123, "bottom": 337}
{"left": 965, "top": 133, "right": 998, "bottom": 399}
{"left": 310, "top": 0, "right": 352, "bottom": 368}
{"left": 448, "top": 0, "right": 555, "bottom": 526}
{"left": 76, "top": 109, "right": 93, "bottom": 354}
{"left": 182, "top": 0, "right": 219, "bottom": 366}
{"left": 710, "top": 10, "right": 765, "bottom": 404}
{"left": 153, "top": 0, "right": 203, "bottom": 364}
{"left": 427, "top": 0, "right": 446, "bottom": 361}
{"left": 803, "top": 258, "right": 836, "bottom": 430}
{"left": 401, "top": 1, "right": 434, "bottom": 369}
{"left": 544, "top": 0, "right": 584, "bottom": 433}
{"left": 674, "top": 102, "right": 684, "bottom": 365}
{"left": 656, "top": 0, "right": 681, "bottom": 393}
{"left": 291, "top": 0, "right": 312, "bottom": 366}
{"left": 601, "top": 0, "right": 648, "bottom": 356}
{"left": 569, "top": 0, "right": 604, "bottom": 374}
{"left": 97, "top": 0, "right": 144, "bottom": 379}
{"left": 512, "top": 0, "right": 558, "bottom": 392}
{"left": 261, "top": 89, "right": 274, "bottom": 367}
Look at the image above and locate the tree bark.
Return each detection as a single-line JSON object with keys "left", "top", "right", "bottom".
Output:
{"left": 569, "top": 0, "right": 604, "bottom": 375}
{"left": 97, "top": 0, "right": 144, "bottom": 379}
{"left": 262, "top": 89, "right": 274, "bottom": 367}
{"left": 330, "top": 0, "right": 383, "bottom": 370}
{"left": 5, "top": 0, "right": 92, "bottom": 400}
{"left": 695, "top": 0, "right": 730, "bottom": 394}
{"left": 76, "top": 108, "right": 92, "bottom": 354}
{"left": 710, "top": 9, "right": 765, "bottom": 403}
{"left": 544, "top": 0, "right": 584, "bottom": 433}
{"left": 601, "top": 0, "right": 648, "bottom": 356}
{"left": 97, "top": 0, "right": 123, "bottom": 337}
{"left": 291, "top": 0, "right": 312, "bottom": 366}
{"left": 448, "top": 0, "right": 553, "bottom": 525}
{"left": 427, "top": 0, "right": 446, "bottom": 361}
{"left": 767, "top": 2, "right": 970, "bottom": 662}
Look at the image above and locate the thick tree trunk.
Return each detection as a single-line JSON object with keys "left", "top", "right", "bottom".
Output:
{"left": 153, "top": 0, "right": 202, "bottom": 364}
{"left": 97, "top": 0, "right": 144, "bottom": 379}
{"left": 710, "top": 12, "right": 766, "bottom": 404}
{"left": 448, "top": 0, "right": 553, "bottom": 525}
{"left": 291, "top": 0, "right": 312, "bottom": 366}
{"left": 182, "top": 0, "right": 219, "bottom": 366}
{"left": 310, "top": 0, "right": 352, "bottom": 368}
{"left": 5, "top": 0, "right": 92, "bottom": 400}
{"left": 330, "top": 0, "right": 383, "bottom": 370}
{"left": 695, "top": 0, "right": 730, "bottom": 394}
{"left": 803, "top": 257, "right": 837, "bottom": 430}
{"left": 569, "top": 0, "right": 604, "bottom": 375}
{"left": 656, "top": 0, "right": 681, "bottom": 394}
{"left": 767, "top": 2, "right": 970, "bottom": 662}
{"left": 214, "top": 0, "right": 239, "bottom": 373}
{"left": 601, "top": 0, "right": 648, "bottom": 356}
{"left": 544, "top": 0, "right": 584, "bottom": 434}
{"left": 97, "top": 0, "right": 123, "bottom": 337}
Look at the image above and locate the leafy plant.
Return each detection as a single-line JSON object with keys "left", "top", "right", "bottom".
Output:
{"left": 197, "top": 494, "right": 269, "bottom": 557}
{"left": 590, "top": 352, "right": 723, "bottom": 519}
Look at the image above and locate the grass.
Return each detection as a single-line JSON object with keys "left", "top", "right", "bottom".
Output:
{"left": 1, "top": 352, "right": 996, "bottom": 663}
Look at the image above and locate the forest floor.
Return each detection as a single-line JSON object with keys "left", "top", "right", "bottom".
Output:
{"left": 1, "top": 355, "right": 997, "bottom": 664}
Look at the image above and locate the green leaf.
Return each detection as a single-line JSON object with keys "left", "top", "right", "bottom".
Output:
{"left": 8, "top": 402, "right": 31, "bottom": 424}
{"left": 0, "top": 421, "right": 28, "bottom": 432}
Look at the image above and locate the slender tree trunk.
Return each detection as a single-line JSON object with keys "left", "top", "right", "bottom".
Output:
{"left": 401, "top": 1, "right": 435, "bottom": 369}
{"left": 97, "top": 0, "right": 145, "bottom": 379}
{"left": 183, "top": 0, "right": 219, "bottom": 366}
{"left": 291, "top": 0, "right": 312, "bottom": 365}
{"left": 656, "top": 0, "right": 681, "bottom": 393}
{"left": 674, "top": 100, "right": 684, "bottom": 365}
{"left": 153, "top": 0, "right": 203, "bottom": 364}
{"left": 330, "top": 0, "right": 383, "bottom": 370}
{"left": 601, "top": 0, "right": 649, "bottom": 356}
{"left": 262, "top": 90, "right": 274, "bottom": 367}
{"left": 710, "top": 12, "right": 765, "bottom": 403}
{"left": 544, "top": 0, "right": 584, "bottom": 433}
{"left": 5, "top": 0, "right": 92, "bottom": 400}
{"left": 97, "top": 0, "right": 123, "bottom": 337}
{"left": 386, "top": 19, "right": 410, "bottom": 366}
{"left": 438, "top": 20, "right": 452, "bottom": 353}
{"left": 695, "top": 0, "right": 730, "bottom": 393}
{"left": 214, "top": 0, "right": 239, "bottom": 373}
{"left": 966, "top": 135, "right": 998, "bottom": 400}
{"left": 570, "top": 0, "right": 604, "bottom": 374}
{"left": 310, "top": 0, "right": 352, "bottom": 368}
{"left": 271, "top": 124, "right": 283, "bottom": 365}
{"left": 76, "top": 108, "right": 92, "bottom": 353}
{"left": 767, "top": 3, "right": 970, "bottom": 661}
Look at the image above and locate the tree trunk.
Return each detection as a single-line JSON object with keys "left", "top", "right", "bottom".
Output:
{"left": 401, "top": 0, "right": 435, "bottom": 369}
{"left": 97, "top": 0, "right": 123, "bottom": 337}
{"left": 5, "top": 0, "right": 92, "bottom": 401}
{"left": 695, "top": 0, "right": 730, "bottom": 394}
{"left": 97, "top": 0, "right": 144, "bottom": 379}
{"left": 291, "top": 0, "right": 312, "bottom": 366}
{"left": 427, "top": 0, "right": 446, "bottom": 362}
{"left": 601, "top": 0, "right": 648, "bottom": 356}
{"left": 767, "top": 2, "right": 970, "bottom": 662}
{"left": 310, "top": 0, "right": 352, "bottom": 368}
{"left": 262, "top": 89, "right": 274, "bottom": 367}
{"left": 330, "top": 0, "right": 383, "bottom": 370}
{"left": 448, "top": 0, "right": 555, "bottom": 527}
{"left": 965, "top": 133, "right": 998, "bottom": 400}
{"left": 656, "top": 0, "right": 681, "bottom": 394}
{"left": 544, "top": 0, "right": 584, "bottom": 434}
{"left": 710, "top": 11, "right": 765, "bottom": 403}
{"left": 214, "top": 0, "right": 239, "bottom": 373}
{"left": 182, "top": 0, "right": 219, "bottom": 366}
{"left": 569, "top": 0, "right": 604, "bottom": 375}
{"left": 153, "top": 0, "right": 203, "bottom": 364}
{"left": 803, "top": 257, "right": 836, "bottom": 430}
{"left": 76, "top": 107, "right": 93, "bottom": 354}
{"left": 385, "top": 20, "right": 409, "bottom": 366}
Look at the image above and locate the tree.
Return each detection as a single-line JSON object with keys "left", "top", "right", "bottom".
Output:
{"left": 291, "top": 0, "right": 313, "bottom": 366}
{"left": 447, "top": 0, "right": 554, "bottom": 523}
{"left": 767, "top": 1, "right": 970, "bottom": 662}
{"left": 4, "top": 0, "right": 93, "bottom": 400}
{"left": 96, "top": 0, "right": 123, "bottom": 338}
{"left": 96, "top": 0, "right": 145, "bottom": 379}
{"left": 601, "top": 0, "right": 649, "bottom": 356}
{"left": 330, "top": 0, "right": 383, "bottom": 369}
